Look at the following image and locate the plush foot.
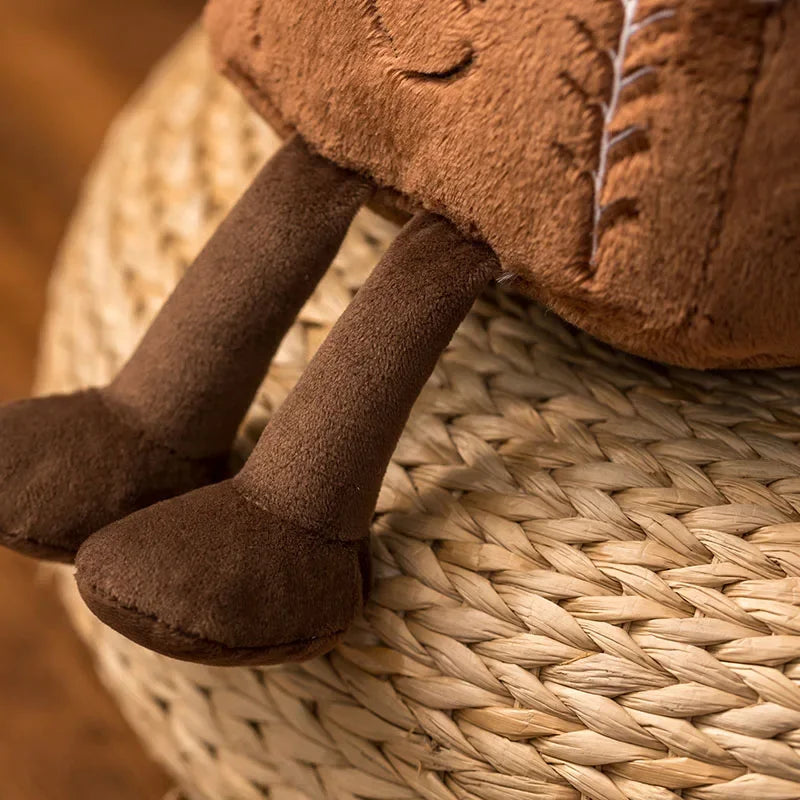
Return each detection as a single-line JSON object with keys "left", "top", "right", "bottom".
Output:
{"left": 74, "top": 479, "right": 368, "bottom": 666}
{"left": 0, "top": 390, "right": 227, "bottom": 562}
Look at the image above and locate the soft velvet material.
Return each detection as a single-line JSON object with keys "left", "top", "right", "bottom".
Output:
{"left": 77, "top": 481, "right": 366, "bottom": 666}
{"left": 237, "top": 212, "right": 500, "bottom": 540}
{"left": 109, "top": 135, "right": 372, "bottom": 457}
{"left": 0, "top": 136, "right": 368, "bottom": 562}
{"left": 206, "top": 0, "right": 800, "bottom": 368}
{"left": 0, "top": 390, "right": 225, "bottom": 562}
{"left": 76, "top": 213, "right": 498, "bottom": 665}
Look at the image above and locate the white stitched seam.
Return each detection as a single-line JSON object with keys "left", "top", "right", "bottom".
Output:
{"left": 590, "top": 1, "right": 675, "bottom": 265}
{"left": 496, "top": 271, "right": 517, "bottom": 285}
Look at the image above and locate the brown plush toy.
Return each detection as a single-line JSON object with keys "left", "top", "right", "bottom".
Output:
{"left": 0, "top": 0, "right": 798, "bottom": 665}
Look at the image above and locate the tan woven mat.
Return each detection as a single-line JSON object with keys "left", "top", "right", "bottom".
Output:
{"left": 36, "top": 26, "right": 800, "bottom": 800}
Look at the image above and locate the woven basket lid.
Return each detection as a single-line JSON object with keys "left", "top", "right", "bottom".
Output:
{"left": 38, "top": 27, "right": 800, "bottom": 800}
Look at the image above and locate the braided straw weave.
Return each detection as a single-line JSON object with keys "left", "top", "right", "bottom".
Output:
{"left": 37, "top": 27, "right": 800, "bottom": 800}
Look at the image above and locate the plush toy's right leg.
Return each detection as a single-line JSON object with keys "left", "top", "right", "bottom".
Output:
{"left": 0, "top": 136, "right": 370, "bottom": 562}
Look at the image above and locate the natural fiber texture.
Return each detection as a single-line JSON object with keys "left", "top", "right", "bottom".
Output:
{"left": 38, "top": 27, "right": 800, "bottom": 800}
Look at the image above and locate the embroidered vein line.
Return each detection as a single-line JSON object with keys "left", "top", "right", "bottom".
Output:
{"left": 590, "top": 1, "right": 675, "bottom": 264}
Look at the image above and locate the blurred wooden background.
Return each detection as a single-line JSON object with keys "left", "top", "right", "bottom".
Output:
{"left": 0, "top": 1, "right": 203, "bottom": 797}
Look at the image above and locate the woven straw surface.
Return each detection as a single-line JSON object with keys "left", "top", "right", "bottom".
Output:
{"left": 37, "top": 27, "right": 800, "bottom": 800}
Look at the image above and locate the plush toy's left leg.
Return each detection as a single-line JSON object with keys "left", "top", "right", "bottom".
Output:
{"left": 75, "top": 212, "right": 499, "bottom": 665}
{"left": 0, "top": 136, "right": 368, "bottom": 562}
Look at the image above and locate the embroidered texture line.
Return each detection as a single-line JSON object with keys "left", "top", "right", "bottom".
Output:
{"left": 590, "top": 1, "right": 675, "bottom": 265}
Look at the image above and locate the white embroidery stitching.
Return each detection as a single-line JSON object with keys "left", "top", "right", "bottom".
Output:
{"left": 590, "top": 1, "right": 675, "bottom": 265}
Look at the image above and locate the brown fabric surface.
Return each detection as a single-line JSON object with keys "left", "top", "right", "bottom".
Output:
{"left": 76, "top": 481, "right": 365, "bottom": 665}
{"left": 0, "top": 390, "right": 226, "bottom": 562}
{"left": 109, "top": 134, "right": 371, "bottom": 457}
{"left": 0, "top": 136, "right": 368, "bottom": 563}
{"left": 75, "top": 213, "right": 497, "bottom": 664}
{"left": 237, "top": 212, "right": 499, "bottom": 539}
{"left": 689, "top": 7, "right": 800, "bottom": 366}
{"left": 207, "top": 0, "right": 800, "bottom": 368}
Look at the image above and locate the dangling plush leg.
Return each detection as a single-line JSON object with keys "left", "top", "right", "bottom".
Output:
{"left": 75, "top": 213, "right": 499, "bottom": 665}
{"left": 0, "top": 136, "right": 370, "bottom": 561}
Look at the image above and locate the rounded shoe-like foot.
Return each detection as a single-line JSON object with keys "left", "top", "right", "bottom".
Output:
{"left": 75, "top": 480, "right": 367, "bottom": 666}
{"left": 0, "top": 390, "right": 227, "bottom": 562}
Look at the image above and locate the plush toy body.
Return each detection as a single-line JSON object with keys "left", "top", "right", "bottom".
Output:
{"left": 0, "top": 0, "right": 798, "bottom": 665}
{"left": 210, "top": 0, "right": 800, "bottom": 368}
